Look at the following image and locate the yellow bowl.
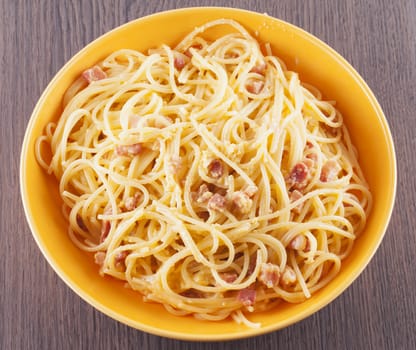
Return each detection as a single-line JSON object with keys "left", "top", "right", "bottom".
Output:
{"left": 20, "top": 7, "right": 396, "bottom": 340}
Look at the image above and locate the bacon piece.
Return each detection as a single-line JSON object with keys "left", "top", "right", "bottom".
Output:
{"left": 82, "top": 65, "right": 107, "bottom": 83}
{"left": 250, "top": 61, "right": 267, "bottom": 75}
{"left": 306, "top": 152, "right": 318, "bottom": 162}
{"left": 287, "top": 161, "right": 312, "bottom": 190}
{"left": 231, "top": 191, "right": 252, "bottom": 214}
{"left": 320, "top": 160, "right": 340, "bottom": 182}
{"left": 220, "top": 272, "right": 238, "bottom": 283}
{"left": 207, "top": 193, "right": 227, "bottom": 212}
{"left": 246, "top": 80, "right": 264, "bottom": 94}
{"left": 195, "top": 184, "right": 213, "bottom": 204}
{"left": 125, "top": 192, "right": 141, "bottom": 211}
{"left": 305, "top": 239, "right": 311, "bottom": 252}
{"left": 115, "top": 251, "right": 128, "bottom": 270}
{"left": 258, "top": 263, "right": 281, "bottom": 288}
{"left": 115, "top": 143, "right": 143, "bottom": 156}
{"left": 174, "top": 55, "right": 187, "bottom": 70}
{"left": 280, "top": 266, "right": 297, "bottom": 287}
{"left": 290, "top": 189, "right": 304, "bottom": 214}
{"left": 247, "top": 254, "right": 257, "bottom": 276}
{"left": 168, "top": 156, "right": 183, "bottom": 175}
{"left": 305, "top": 142, "right": 317, "bottom": 162}
{"left": 100, "top": 206, "right": 112, "bottom": 242}
{"left": 289, "top": 235, "right": 307, "bottom": 250}
{"left": 94, "top": 252, "right": 106, "bottom": 266}
{"left": 207, "top": 159, "right": 224, "bottom": 179}
{"left": 237, "top": 287, "right": 256, "bottom": 307}
{"left": 100, "top": 221, "right": 110, "bottom": 242}
{"left": 302, "top": 158, "right": 314, "bottom": 169}
{"left": 290, "top": 189, "right": 303, "bottom": 203}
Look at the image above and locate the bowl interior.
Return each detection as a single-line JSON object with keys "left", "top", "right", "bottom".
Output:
{"left": 20, "top": 7, "right": 396, "bottom": 340}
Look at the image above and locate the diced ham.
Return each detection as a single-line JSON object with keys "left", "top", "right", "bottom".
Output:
{"left": 94, "top": 251, "right": 106, "bottom": 266}
{"left": 289, "top": 235, "right": 307, "bottom": 250}
{"left": 237, "top": 287, "right": 256, "bottom": 307}
{"left": 231, "top": 191, "right": 252, "bottom": 215}
{"left": 250, "top": 61, "right": 267, "bottom": 75}
{"left": 207, "top": 159, "right": 224, "bottom": 179}
{"left": 125, "top": 192, "right": 141, "bottom": 211}
{"left": 290, "top": 189, "right": 304, "bottom": 214}
{"left": 115, "top": 143, "right": 143, "bottom": 156}
{"left": 220, "top": 272, "right": 238, "bottom": 283}
{"left": 82, "top": 65, "right": 107, "bottom": 83}
{"left": 280, "top": 266, "right": 297, "bottom": 287}
{"left": 258, "top": 263, "right": 281, "bottom": 288}
{"left": 207, "top": 193, "right": 227, "bottom": 212}
{"left": 246, "top": 80, "right": 264, "bottom": 94}
{"left": 287, "top": 160, "right": 312, "bottom": 190}
{"left": 320, "top": 160, "right": 340, "bottom": 182}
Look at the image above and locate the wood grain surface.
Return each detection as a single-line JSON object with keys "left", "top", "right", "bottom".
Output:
{"left": 1, "top": 0, "right": 415, "bottom": 349}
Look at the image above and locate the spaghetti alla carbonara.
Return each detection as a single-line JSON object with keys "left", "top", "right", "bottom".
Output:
{"left": 36, "top": 19, "right": 371, "bottom": 327}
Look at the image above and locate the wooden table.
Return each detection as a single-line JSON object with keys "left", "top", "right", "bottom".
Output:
{"left": 2, "top": 0, "right": 415, "bottom": 349}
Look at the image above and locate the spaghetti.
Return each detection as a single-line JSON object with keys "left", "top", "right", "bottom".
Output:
{"left": 36, "top": 19, "right": 371, "bottom": 327}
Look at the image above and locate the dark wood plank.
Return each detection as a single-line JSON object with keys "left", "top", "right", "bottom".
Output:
{"left": 2, "top": 0, "right": 415, "bottom": 349}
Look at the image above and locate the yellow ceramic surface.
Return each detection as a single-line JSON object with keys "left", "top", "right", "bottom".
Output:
{"left": 20, "top": 7, "right": 396, "bottom": 340}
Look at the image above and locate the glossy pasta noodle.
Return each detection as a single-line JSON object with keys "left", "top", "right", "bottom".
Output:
{"left": 36, "top": 19, "right": 371, "bottom": 328}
